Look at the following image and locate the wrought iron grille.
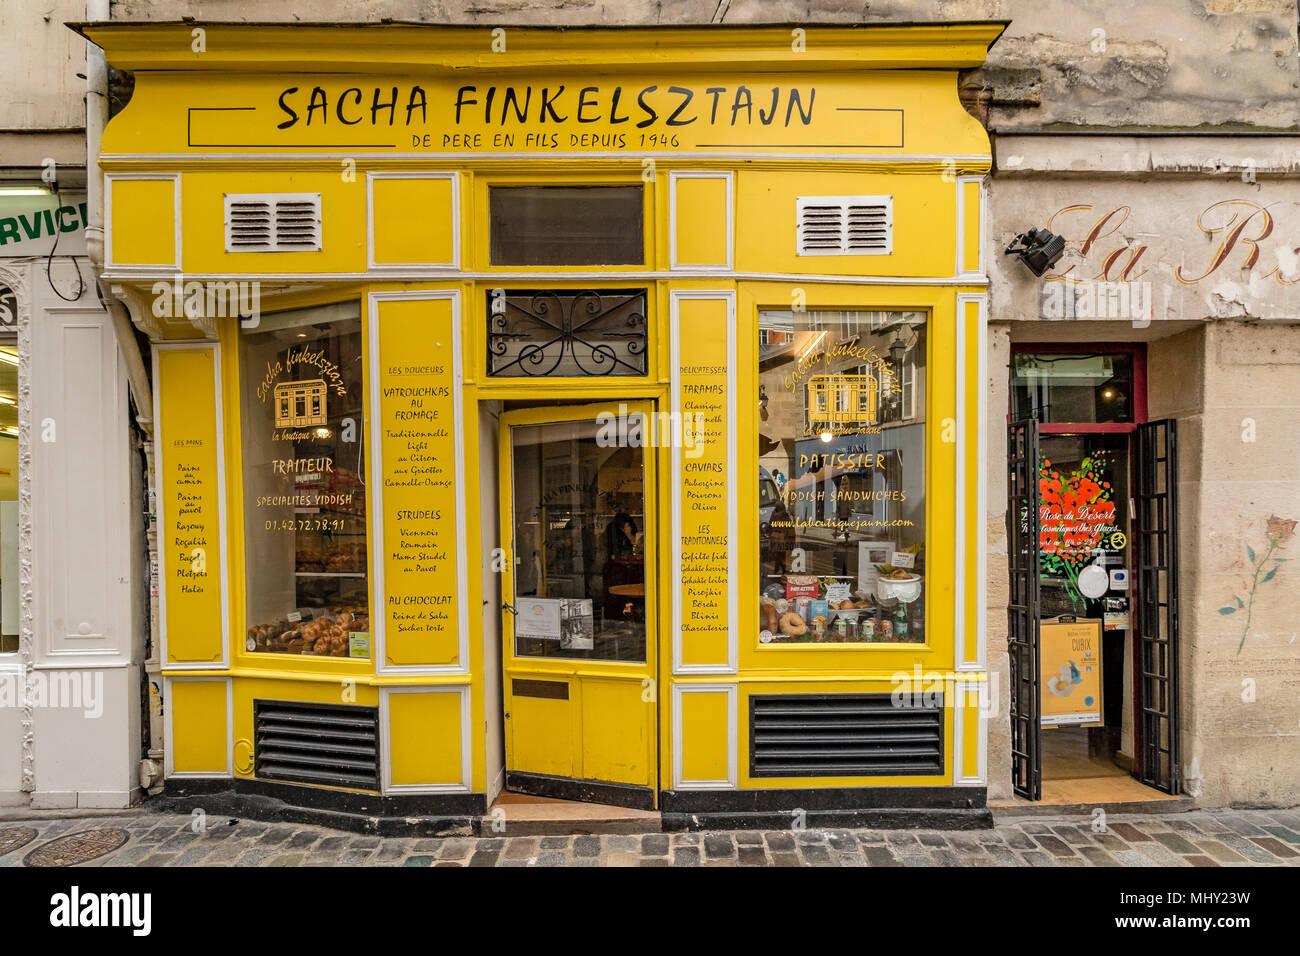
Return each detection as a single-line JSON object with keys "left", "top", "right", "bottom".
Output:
{"left": 486, "top": 289, "right": 648, "bottom": 377}
{"left": 1007, "top": 419, "right": 1042, "bottom": 801}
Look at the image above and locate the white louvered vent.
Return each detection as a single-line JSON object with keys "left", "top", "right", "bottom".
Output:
{"left": 796, "top": 195, "right": 893, "bottom": 256}
{"left": 224, "top": 193, "right": 322, "bottom": 253}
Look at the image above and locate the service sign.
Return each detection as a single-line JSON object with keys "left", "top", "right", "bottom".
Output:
{"left": 1040, "top": 617, "right": 1103, "bottom": 727}
{"left": 0, "top": 192, "right": 88, "bottom": 258}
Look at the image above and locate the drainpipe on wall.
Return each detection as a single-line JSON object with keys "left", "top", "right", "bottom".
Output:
{"left": 83, "top": 0, "right": 163, "bottom": 794}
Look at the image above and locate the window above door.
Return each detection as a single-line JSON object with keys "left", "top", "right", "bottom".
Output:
{"left": 1011, "top": 348, "right": 1142, "bottom": 425}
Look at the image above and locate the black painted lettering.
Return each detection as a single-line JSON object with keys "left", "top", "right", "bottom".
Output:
{"left": 454, "top": 86, "right": 477, "bottom": 124}
{"left": 406, "top": 86, "right": 427, "bottom": 125}
{"left": 730, "top": 86, "right": 752, "bottom": 126}
{"left": 705, "top": 87, "right": 725, "bottom": 124}
{"left": 636, "top": 85, "right": 658, "bottom": 129}
{"left": 577, "top": 86, "right": 600, "bottom": 123}
{"left": 276, "top": 87, "right": 300, "bottom": 129}
{"left": 540, "top": 86, "right": 566, "bottom": 123}
{"left": 609, "top": 86, "right": 629, "bottom": 124}
{"left": 306, "top": 86, "right": 328, "bottom": 125}
{"left": 665, "top": 86, "right": 696, "bottom": 126}
{"left": 371, "top": 87, "right": 397, "bottom": 125}
{"left": 337, "top": 88, "right": 362, "bottom": 125}
{"left": 786, "top": 88, "right": 815, "bottom": 126}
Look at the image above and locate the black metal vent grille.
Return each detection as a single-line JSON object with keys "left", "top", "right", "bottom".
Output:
{"left": 254, "top": 699, "right": 380, "bottom": 791}
{"left": 750, "top": 693, "right": 943, "bottom": 777}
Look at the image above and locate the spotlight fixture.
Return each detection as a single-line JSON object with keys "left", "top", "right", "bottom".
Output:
{"left": 1004, "top": 227, "right": 1066, "bottom": 277}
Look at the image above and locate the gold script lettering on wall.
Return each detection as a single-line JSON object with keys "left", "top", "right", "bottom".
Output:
{"left": 372, "top": 296, "right": 466, "bottom": 668}
{"left": 157, "top": 348, "right": 226, "bottom": 664}
{"left": 672, "top": 294, "right": 736, "bottom": 672}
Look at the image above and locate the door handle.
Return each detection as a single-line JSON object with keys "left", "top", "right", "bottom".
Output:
{"left": 502, "top": 602, "right": 518, "bottom": 615}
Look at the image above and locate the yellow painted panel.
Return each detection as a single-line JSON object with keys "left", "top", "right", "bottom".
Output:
{"left": 179, "top": 170, "right": 365, "bottom": 274}
{"left": 372, "top": 176, "right": 455, "bottom": 266}
{"left": 111, "top": 178, "right": 175, "bottom": 266}
{"left": 962, "top": 179, "right": 982, "bottom": 273}
{"left": 100, "top": 62, "right": 995, "bottom": 159}
{"left": 736, "top": 169, "right": 958, "bottom": 278}
{"left": 580, "top": 679, "right": 651, "bottom": 786}
{"left": 157, "top": 348, "right": 225, "bottom": 664}
{"left": 171, "top": 680, "right": 227, "bottom": 773}
{"left": 676, "top": 296, "right": 731, "bottom": 668}
{"left": 510, "top": 691, "right": 576, "bottom": 779}
{"left": 674, "top": 176, "right": 728, "bottom": 267}
{"left": 680, "top": 689, "right": 730, "bottom": 784}
{"left": 373, "top": 296, "right": 462, "bottom": 666}
{"left": 389, "top": 691, "right": 464, "bottom": 786}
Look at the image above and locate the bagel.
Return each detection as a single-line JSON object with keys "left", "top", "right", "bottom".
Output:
{"left": 779, "top": 612, "right": 807, "bottom": 636}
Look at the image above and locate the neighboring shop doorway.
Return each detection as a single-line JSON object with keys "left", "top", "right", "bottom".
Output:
{"left": 1007, "top": 344, "right": 1181, "bottom": 803}
{"left": 496, "top": 401, "right": 659, "bottom": 809}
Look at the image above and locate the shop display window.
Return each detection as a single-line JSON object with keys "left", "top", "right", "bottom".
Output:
{"left": 757, "top": 310, "right": 927, "bottom": 644}
{"left": 239, "top": 303, "right": 370, "bottom": 658}
{"left": 1011, "top": 352, "right": 1134, "bottom": 423}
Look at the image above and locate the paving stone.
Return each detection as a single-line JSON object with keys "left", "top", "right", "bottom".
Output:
{"left": 539, "top": 836, "right": 570, "bottom": 850}
{"left": 1135, "top": 842, "right": 1185, "bottom": 866}
{"left": 1092, "top": 832, "right": 1128, "bottom": 850}
{"left": 795, "top": 830, "right": 827, "bottom": 845}
{"left": 504, "top": 838, "right": 538, "bottom": 859}
{"left": 1185, "top": 855, "right": 1219, "bottom": 867}
{"left": 918, "top": 832, "right": 948, "bottom": 847}
{"left": 1020, "top": 850, "right": 1056, "bottom": 866}
{"left": 1020, "top": 822, "right": 1053, "bottom": 834}
{"left": 172, "top": 845, "right": 214, "bottom": 866}
{"left": 259, "top": 829, "right": 294, "bottom": 845}
{"left": 734, "top": 831, "right": 764, "bottom": 846}
{"left": 1213, "top": 833, "right": 1277, "bottom": 863}
{"left": 986, "top": 844, "right": 1022, "bottom": 865}
{"left": 317, "top": 836, "right": 347, "bottom": 852}
{"left": 931, "top": 849, "right": 962, "bottom": 866}
{"left": 1034, "top": 835, "right": 1076, "bottom": 858}
{"left": 404, "top": 855, "right": 434, "bottom": 866}
{"left": 1079, "top": 846, "right": 1121, "bottom": 866}
{"left": 478, "top": 838, "right": 505, "bottom": 852}
{"left": 671, "top": 832, "right": 701, "bottom": 846}
{"left": 350, "top": 836, "right": 380, "bottom": 849}
{"left": 1109, "top": 823, "right": 1153, "bottom": 842}
{"left": 641, "top": 834, "right": 669, "bottom": 855}
{"left": 704, "top": 834, "right": 735, "bottom": 858}
{"left": 901, "top": 855, "right": 936, "bottom": 866}
{"left": 235, "top": 847, "right": 276, "bottom": 867}
{"left": 1249, "top": 837, "right": 1298, "bottom": 859}
{"left": 573, "top": 836, "right": 602, "bottom": 857}
{"left": 672, "top": 846, "right": 700, "bottom": 867}
{"left": 885, "top": 831, "right": 919, "bottom": 846}
{"left": 1003, "top": 829, "right": 1038, "bottom": 850}
{"left": 437, "top": 839, "right": 474, "bottom": 860}
{"left": 1198, "top": 841, "right": 1247, "bottom": 863}
{"left": 770, "top": 852, "right": 801, "bottom": 866}
{"left": 535, "top": 851, "right": 566, "bottom": 867}
{"left": 737, "top": 846, "right": 768, "bottom": 865}
{"left": 412, "top": 838, "right": 443, "bottom": 852}
{"left": 374, "top": 843, "right": 407, "bottom": 862}
{"left": 468, "top": 850, "right": 501, "bottom": 867}
{"left": 1151, "top": 831, "right": 1200, "bottom": 855}
{"left": 640, "top": 858, "right": 671, "bottom": 866}
{"left": 765, "top": 832, "right": 796, "bottom": 852}
{"left": 1262, "top": 826, "right": 1300, "bottom": 844}
{"left": 338, "top": 849, "right": 374, "bottom": 865}
{"left": 1220, "top": 815, "right": 1268, "bottom": 837}
{"left": 607, "top": 835, "right": 639, "bottom": 851}
{"left": 1051, "top": 826, "right": 1093, "bottom": 846}
{"left": 857, "top": 842, "right": 899, "bottom": 868}
{"left": 285, "top": 830, "right": 320, "bottom": 849}
{"left": 801, "top": 845, "right": 831, "bottom": 864}
{"left": 269, "top": 852, "right": 306, "bottom": 866}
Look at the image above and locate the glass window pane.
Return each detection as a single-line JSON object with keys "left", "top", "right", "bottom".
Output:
{"left": 1011, "top": 352, "right": 1134, "bottom": 423}
{"left": 239, "top": 303, "right": 370, "bottom": 658}
{"left": 758, "top": 310, "right": 927, "bottom": 645}
{"left": 510, "top": 417, "right": 646, "bottom": 663}
{"left": 490, "top": 186, "right": 644, "bottom": 266}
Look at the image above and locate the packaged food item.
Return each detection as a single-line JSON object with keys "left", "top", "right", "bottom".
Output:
{"left": 879, "top": 620, "right": 893, "bottom": 642}
{"left": 809, "top": 599, "right": 829, "bottom": 623}
{"left": 835, "top": 618, "right": 848, "bottom": 641}
{"left": 783, "top": 574, "right": 820, "bottom": 599}
{"left": 794, "top": 597, "right": 812, "bottom": 621}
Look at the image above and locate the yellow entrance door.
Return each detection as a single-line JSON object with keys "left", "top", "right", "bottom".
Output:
{"left": 498, "top": 402, "right": 658, "bottom": 809}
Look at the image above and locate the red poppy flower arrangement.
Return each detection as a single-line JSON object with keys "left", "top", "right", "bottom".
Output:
{"left": 1038, "top": 451, "right": 1116, "bottom": 611}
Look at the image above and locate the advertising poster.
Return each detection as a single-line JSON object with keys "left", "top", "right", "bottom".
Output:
{"left": 1040, "top": 617, "right": 1103, "bottom": 727}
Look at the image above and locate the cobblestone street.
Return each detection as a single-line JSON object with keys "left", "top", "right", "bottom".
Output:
{"left": 2, "top": 808, "right": 1298, "bottom": 867}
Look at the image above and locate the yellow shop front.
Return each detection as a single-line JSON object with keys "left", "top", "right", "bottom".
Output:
{"left": 82, "top": 20, "right": 1002, "bottom": 830}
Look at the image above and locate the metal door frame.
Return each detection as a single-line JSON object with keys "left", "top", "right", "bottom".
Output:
{"left": 1007, "top": 419, "right": 1042, "bottom": 800}
{"left": 1134, "top": 419, "right": 1181, "bottom": 794}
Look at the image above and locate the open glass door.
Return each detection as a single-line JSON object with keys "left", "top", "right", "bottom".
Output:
{"left": 498, "top": 402, "right": 658, "bottom": 809}
{"left": 1007, "top": 419, "right": 1042, "bottom": 800}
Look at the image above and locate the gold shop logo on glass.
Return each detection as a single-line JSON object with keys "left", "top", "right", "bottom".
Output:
{"left": 274, "top": 379, "right": 328, "bottom": 429}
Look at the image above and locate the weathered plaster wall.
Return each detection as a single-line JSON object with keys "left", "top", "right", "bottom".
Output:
{"left": 108, "top": 0, "right": 1300, "bottom": 131}
{"left": 1150, "top": 321, "right": 1300, "bottom": 807}
{"left": 985, "top": 322, "right": 1012, "bottom": 800}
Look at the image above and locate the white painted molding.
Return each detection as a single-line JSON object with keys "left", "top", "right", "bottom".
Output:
{"left": 955, "top": 293, "right": 988, "bottom": 672}
{"left": 379, "top": 684, "right": 473, "bottom": 793}
{"left": 366, "top": 171, "right": 460, "bottom": 271}
{"left": 162, "top": 675, "right": 233, "bottom": 778}
{"left": 668, "top": 170, "right": 734, "bottom": 272}
{"left": 668, "top": 290, "right": 738, "bottom": 676}
{"left": 367, "top": 290, "right": 470, "bottom": 675}
{"left": 671, "top": 682, "right": 738, "bottom": 790}
{"left": 953, "top": 679, "right": 988, "bottom": 786}
{"left": 104, "top": 172, "right": 182, "bottom": 272}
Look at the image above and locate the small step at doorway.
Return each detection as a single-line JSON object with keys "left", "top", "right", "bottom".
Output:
{"left": 488, "top": 791, "right": 662, "bottom": 836}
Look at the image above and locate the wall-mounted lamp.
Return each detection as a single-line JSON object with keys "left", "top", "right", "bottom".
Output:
{"left": 1004, "top": 227, "right": 1066, "bottom": 277}
{"left": 888, "top": 332, "right": 907, "bottom": 365}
